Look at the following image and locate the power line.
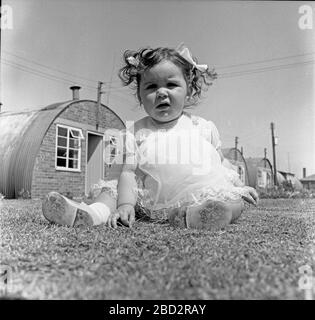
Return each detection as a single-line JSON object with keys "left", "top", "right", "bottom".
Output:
{"left": 2, "top": 50, "right": 121, "bottom": 85}
{"left": 108, "top": 90, "right": 135, "bottom": 104}
{"left": 99, "top": 58, "right": 315, "bottom": 88}
{"left": 5, "top": 49, "right": 315, "bottom": 86}
{"left": 216, "top": 51, "right": 315, "bottom": 70}
{"left": 219, "top": 59, "right": 314, "bottom": 79}
{"left": 2, "top": 53, "right": 314, "bottom": 93}
{"left": 2, "top": 58, "right": 71, "bottom": 82}
{"left": 2, "top": 57, "right": 129, "bottom": 93}
{"left": 2, "top": 60, "right": 85, "bottom": 86}
{"left": 3, "top": 51, "right": 97, "bottom": 84}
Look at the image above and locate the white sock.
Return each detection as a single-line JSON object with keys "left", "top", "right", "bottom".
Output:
{"left": 88, "top": 202, "right": 111, "bottom": 225}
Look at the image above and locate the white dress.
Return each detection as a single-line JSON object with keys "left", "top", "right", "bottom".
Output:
{"left": 125, "top": 112, "right": 246, "bottom": 212}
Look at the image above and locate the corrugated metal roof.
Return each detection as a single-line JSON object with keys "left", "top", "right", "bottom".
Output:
{"left": 222, "top": 148, "right": 246, "bottom": 163}
{"left": 222, "top": 147, "right": 249, "bottom": 185}
{"left": 0, "top": 101, "right": 71, "bottom": 197}
{"left": 0, "top": 100, "right": 125, "bottom": 198}
{"left": 277, "top": 171, "right": 286, "bottom": 184}
{"left": 245, "top": 157, "right": 273, "bottom": 169}
{"left": 245, "top": 157, "right": 273, "bottom": 188}
{"left": 0, "top": 111, "right": 37, "bottom": 197}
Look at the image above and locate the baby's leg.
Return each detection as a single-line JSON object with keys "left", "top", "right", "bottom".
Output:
{"left": 229, "top": 200, "right": 245, "bottom": 223}
{"left": 169, "top": 199, "right": 244, "bottom": 231}
{"left": 42, "top": 190, "right": 116, "bottom": 227}
{"left": 186, "top": 201, "right": 232, "bottom": 231}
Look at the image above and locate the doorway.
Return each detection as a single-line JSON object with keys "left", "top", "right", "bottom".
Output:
{"left": 86, "top": 132, "right": 103, "bottom": 194}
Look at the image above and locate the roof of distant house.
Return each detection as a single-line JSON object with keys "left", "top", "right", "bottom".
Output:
{"left": 300, "top": 174, "right": 315, "bottom": 182}
{"left": 278, "top": 170, "right": 295, "bottom": 177}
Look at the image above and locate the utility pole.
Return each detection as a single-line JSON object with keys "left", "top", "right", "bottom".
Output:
{"left": 270, "top": 122, "right": 278, "bottom": 186}
{"left": 234, "top": 136, "right": 238, "bottom": 161}
{"left": 96, "top": 81, "right": 104, "bottom": 130}
{"left": 287, "top": 153, "right": 291, "bottom": 172}
{"left": 264, "top": 148, "right": 267, "bottom": 168}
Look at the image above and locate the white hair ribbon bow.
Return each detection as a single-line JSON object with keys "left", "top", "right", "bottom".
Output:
{"left": 176, "top": 43, "right": 208, "bottom": 72}
{"left": 127, "top": 56, "right": 139, "bottom": 67}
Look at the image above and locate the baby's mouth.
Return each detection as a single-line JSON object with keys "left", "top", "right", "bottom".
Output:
{"left": 156, "top": 103, "right": 170, "bottom": 110}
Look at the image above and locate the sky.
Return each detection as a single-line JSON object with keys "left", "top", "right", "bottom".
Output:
{"left": 1, "top": 0, "right": 314, "bottom": 178}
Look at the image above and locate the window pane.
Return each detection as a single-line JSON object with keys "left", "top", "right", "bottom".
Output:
{"left": 70, "top": 129, "right": 79, "bottom": 138}
{"left": 69, "top": 138, "right": 79, "bottom": 148}
{"left": 68, "top": 159, "right": 78, "bottom": 169}
{"left": 110, "top": 136, "right": 117, "bottom": 145}
{"left": 57, "top": 137, "right": 67, "bottom": 147}
{"left": 69, "top": 149, "right": 79, "bottom": 159}
{"left": 57, "top": 147, "right": 67, "bottom": 157}
{"left": 58, "top": 127, "right": 67, "bottom": 137}
{"left": 57, "top": 158, "right": 66, "bottom": 167}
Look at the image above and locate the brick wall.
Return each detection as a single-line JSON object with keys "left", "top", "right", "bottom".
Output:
{"left": 31, "top": 101, "right": 125, "bottom": 199}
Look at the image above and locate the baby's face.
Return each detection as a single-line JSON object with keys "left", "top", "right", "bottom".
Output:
{"left": 139, "top": 60, "right": 188, "bottom": 123}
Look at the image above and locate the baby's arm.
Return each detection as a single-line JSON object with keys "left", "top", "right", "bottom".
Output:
{"left": 116, "top": 163, "right": 138, "bottom": 227}
{"left": 200, "top": 118, "right": 259, "bottom": 205}
{"left": 223, "top": 163, "right": 259, "bottom": 205}
{"left": 115, "top": 129, "right": 139, "bottom": 227}
{"left": 220, "top": 151, "right": 259, "bottom": 204}
{"left": 217, "top": 146, "right": 259, "bottom": 205}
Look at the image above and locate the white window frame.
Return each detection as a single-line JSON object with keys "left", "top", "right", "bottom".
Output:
{"left": 55, "top": 124, "right": 83, "bottom": 172}
{"left": 238, "top": 165, "right": 245, "bottom": 184}
{"left": 109, "top": 136, "right": 118, "bottom": 165}
{"left": 257, "top": 169, "right": 267, "bottom": 188}
{"left": 104, "top": 135, "right": 118, "bottom": 168}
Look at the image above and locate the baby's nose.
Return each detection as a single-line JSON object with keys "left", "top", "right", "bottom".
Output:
{"left": 156, "top": 88, "right": 168, "bottom": 98}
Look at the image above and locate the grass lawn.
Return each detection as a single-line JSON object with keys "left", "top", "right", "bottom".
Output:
{"left": 0, "top": 198, "right": 314, "bottom": 300}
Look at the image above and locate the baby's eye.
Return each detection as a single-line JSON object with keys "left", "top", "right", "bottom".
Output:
{"left": 167, "top": 83, "right": 178, "bottom": 88}
{"left": 145, "top": 84, "right": 156, "bottom": 90}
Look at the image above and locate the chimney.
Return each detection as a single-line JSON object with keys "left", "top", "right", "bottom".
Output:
{"left": 303, "top": 168, "right": 306, "bottom": 178}
{"left": 70, "top": 86, "right": 81, "bottom": 100}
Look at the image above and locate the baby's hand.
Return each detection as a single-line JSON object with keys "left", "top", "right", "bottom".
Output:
{"left": 107, "top": 204, "right": 135, "bottom": 228}
{"left": 106, "top": 211, "right": 121, "bottom": 229}
{"left": 241, "top": 186, "right": 259, "bottom": 206}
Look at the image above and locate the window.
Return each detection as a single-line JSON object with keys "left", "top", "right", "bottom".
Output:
{"left": 56, "top": 125, "right": 83, "bottom": 171}
{"left": 257, "top": 169, "right": 267, "bottom": 188}
{"left": 106, "top": 136, "right": 117, "bottom": 167}
{"left": 238, "top": 165, "right": 245, "bottom": 184}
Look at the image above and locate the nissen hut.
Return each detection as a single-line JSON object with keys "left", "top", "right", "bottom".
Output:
{"left": 222, "top": 147, "right": 249, "bottom": 185}
{"left": 0, "top": 87, "right": 125, "bottom": 199}
{"left": 278, "top": 170, "right": 303, "bottom": 191}
{"left": 245, "top": 157, "right": 274, "bottom": 190}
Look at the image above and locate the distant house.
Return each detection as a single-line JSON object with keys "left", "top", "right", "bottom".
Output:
{"left": 0, "top": 86, "right": 125, "bottom": 199}
{"left": 222, "top": 147, "right": 249, "bottom": 185}
{"left": 300, "top": 174, "right": 315, "bottom": 191}
{"left": 278, "top": 170, "right": 303, "bottom": 190}
{"left": 276, "top": 171, "right": 286, "bottom": 185}
{"left": 245, "top": 157, "right": 273, "bottom": 189}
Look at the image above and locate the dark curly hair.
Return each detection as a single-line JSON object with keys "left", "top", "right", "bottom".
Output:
{"left": 118, "top": 46, "right": 217, "bottom": 106}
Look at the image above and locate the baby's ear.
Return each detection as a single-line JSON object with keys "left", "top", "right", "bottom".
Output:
{"left": 185, "top": 92, "right": 193, "bottom": 103}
